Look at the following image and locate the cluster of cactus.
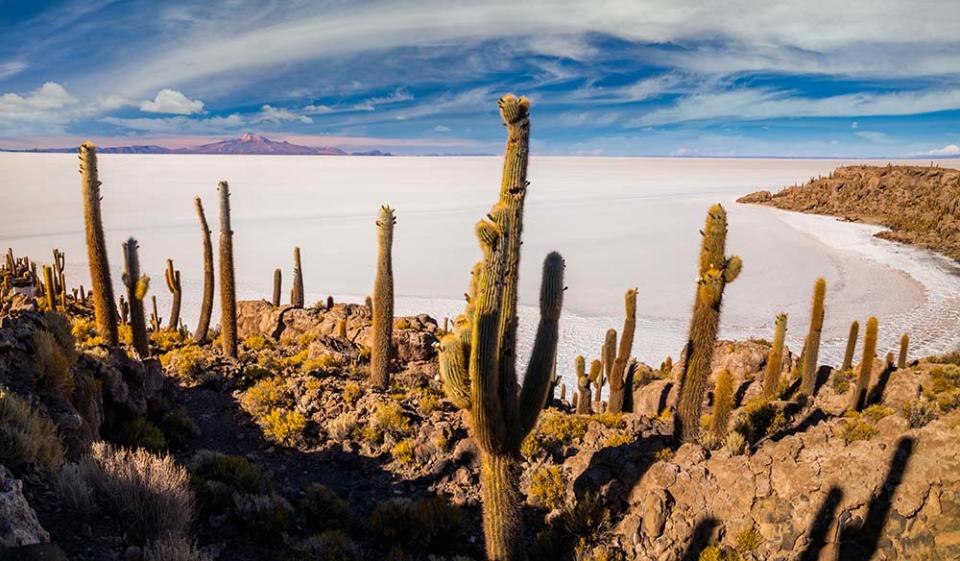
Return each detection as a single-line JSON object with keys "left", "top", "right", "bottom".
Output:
{"left": 193, "top": 197, "right": 214, "bottom": 342}
{"left": 291, "top": 246, "right": 304, "bottom": 308}
{"left": 165, "top": 259, "right": 182, "bottom": 330}
{"left": 218, "top": 181, "right": 238, "bottom": 359}
{"left": 80, "top": 141, "right": 119, "bottom": 346}
{"left": 799, "top": 278, "right": 827, "bottom": 396}
{"left": 122, "top": 238, "right": 150, "bottom": 358}
{"left": 370, "top": 206, "right": 396, "bottom": 389}
{"left": 675, "top": 204, "right": 742, "bottom": 443}
{"left": 438, "top": 95, "right": 565, "bottom": 561}
{"left": 762, "top": 313, "right": 788, "bottom": 398}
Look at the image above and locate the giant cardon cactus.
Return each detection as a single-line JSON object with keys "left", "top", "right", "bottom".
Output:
{"left": 762, "top": 313, "right": 788, "bottom": 398}
{"left": 799, "top": 278, "right": 827, "bottom": 396}
{"left": 608, "top": 288, "right": 637, "bottom": 413}
{"left": 370, "top": 206, "right": 395, "bottom": 389}
{"left": 80, "top": 142, "right": 119, "bottom": 345}
{"left": 193, "top": 196, "right": 214, "bottom": 342}
{"left": 218, "top": 181, "right": 237, "bottom": 359}
{"left": 437, "top": 95, "right": 565, "bottom": 561}
{"left": 675, "top": 204, "right": 742, "bottom": 443}
{"left": 121, "top": 238, "right": 150, "bottom": 358}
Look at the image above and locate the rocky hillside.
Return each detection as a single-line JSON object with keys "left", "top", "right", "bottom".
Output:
{"left": 738, "top": 164, "right": 960, "bottom": 261}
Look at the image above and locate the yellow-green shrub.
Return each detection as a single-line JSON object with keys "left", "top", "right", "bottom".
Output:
{"left": 160, "top": 345, "right": 212, "bottom": 382}
{"left": 390, "top": 438, "right": 417, "bottom": 464}
{"left": 242, "top": 334, "right": 273, "bottom": 351}
{"left": 0, "top": 390, "right": 64, "bottom": 472}
{"left": 602, "top": 433, "right": 634, "bottom": 448}
{"left": 343, "top": 381, "right": 361, "bottom": 406}
{"left": 841, "top": 413, "right": 879, "bottom": 443}
{"left": 260, "top": 409, "right": 306, "bottom": 445}
{"left": 33, "top": 329, "right": 75, "bottom": 399}
{"left": 527, "top": 465, "right": 566, "bottom": 511}
{"left": 240, "top": 376, "right": 290, "bottom": 418}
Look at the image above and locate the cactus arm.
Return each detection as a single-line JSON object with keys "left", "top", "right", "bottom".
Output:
{"left": 438, "top": 333, "right": 471, "bottom": 410}
{"left": 514, "top": 252, "right": 564, "bottom": 443}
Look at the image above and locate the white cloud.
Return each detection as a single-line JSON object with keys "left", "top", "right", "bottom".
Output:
{"left": 855, "top": 131, "right": 894, "bottom": 143}
{"left": 851, "top": 121, "right": 859, "bottom": 129}
{"left": 433, "top": 125, "right": 450, "bottom": 131}
{"left": 257, "top": 104, "right": 312, "bottom": 123}
{"left": 140, "top": 89, "right": 205, "bottom": 114}
{"left": 302, "top": 104, "right": 333, "bottom": 114}
{"left": 924, "top": 144, "right": 960, "bottom": 156}
{"left": 353, "top": 89, "right": 413, "bottom": 111}
{"left": 102, "top": 104, "right": 312, "bottom": 132}
{"left": 0, "top": 61, "right": 27, "bottom": 80}
{"left": 0, "top": 82, "right": 78, "bottom": 126}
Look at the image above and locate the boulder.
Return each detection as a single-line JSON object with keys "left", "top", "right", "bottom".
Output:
{"left": 0, "top": 465, "right": 49, "bottom": 547}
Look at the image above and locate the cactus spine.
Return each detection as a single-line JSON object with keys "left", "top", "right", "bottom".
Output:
{"left": 851, "top": 317, "right": 878, "bottom": 411}
{"left": 218, "top": 181, "right": 237, "bottom": 359}
{"left": 608, "top": 288, "right": 637, "bottom": 413}
{"left": 710, "top": 369, "right": 734, "bottom": 441}
{"left": 842, "top": 320, "right": 859, "bottom": 370}
{"left": 370, "top": 206, "right": 396, "bottom": 389}
{"left": 193, "top": 197, "right": 214, "bottom": 343}
{"left": 799, "top": 278, "right": 827, "bottom": 396}
{"left": 164, "top": 259, "right": 181, "bottom": 330}
{"left": 42, "top": 265, "right": 56, "bottom": 311}
{"left": 80, "top": 141, "right": 119, "bottom": 346}
{"left": 675, "top": 204, "right": 742, "bottom": 443}
{"left": 290, "top": 247, "right": 304, "bottom": 308}
{"left": 762, "top": 313, "right": 788, "bottom": 399}
{"left": 575, "top": 355, "right": 591, "bottom": 414}
{"left": 898, "top": 333, "right": 909, "bottom": 368}
{"left": 438, "top": 95, "right": 565, "bottom": 561}
{"left": 272, "top": 268, "right": 282, "bottom": 307}
{"left": 121, "top": 238, "right": 150, "bottom": 358}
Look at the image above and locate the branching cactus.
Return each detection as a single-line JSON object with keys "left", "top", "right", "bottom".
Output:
{"left": 710, "top": 369, "right": 734, "bottom": 441}
{"left": 52, "top": 249, "right": 65, "bottom": 298}
{"left": 218, "top": 181, "right": 238, "bottom": 359}
{"left": 121, "top": 238, "right": 150, "bottom": 358}
{"left": 194, "top": 197, "right": 214, "bottom": 342}
{"left": 437, "top": 95, "right": 566, "bottom": 561}
{"left": 608, "top": 288, "right": 637, "bottom": 413}
{"left": 370, "top": 206, "right": 396, "bottom": 389}
{"left": 675, "top": 204, "right": 742, "bottom": 443}
{"left": 272, "top": 268, "right": 282, "bottom": 307}
{"left": 290, "top": 246, "right": 304, "bottom": 308}
{"left": 574, "top": 355, "right": 591, "bottom": 414}
{"left": 762, "top": 313, "right": 788, "bottom": 398}
{"left": 799, "top": 278, "right": 827, "bottom": 396}
{"left": 898, "top": 333, "right": 909, "bottom": 369}
{"left": 851, "top": 316, "right": 878, "bottom": 411}
{"left": 842, "top": 320, "right": 859, "bottom": 370}
{"left": 80, "top": 142, "right": 119, "bottom": 345}
{"left": 165, "top": 259, "right": 182, "bottom": 330}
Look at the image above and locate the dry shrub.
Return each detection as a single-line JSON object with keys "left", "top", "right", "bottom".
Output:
{"left": 56, "top": 462, "right": 94, "bottom": 515}
{"left": 302, "top": 484, "right": 350, "bottom": 532}
{"left": 327, "top": 412, "right": 359, "bottom": 440}
{"left": 80, "top": 441, "right": 194, "bottom": 543}
{"left": 0, "top": 389, "right": 64, "bottom": 472}
{"left": 33, "top": 329, "right": 75, "bottom": 399}
{"left": 143, "top": 538, "right": 210, "bottom": 561}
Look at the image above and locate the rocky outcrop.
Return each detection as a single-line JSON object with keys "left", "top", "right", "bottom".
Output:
{"left": 738, "top": 164, "right": 960, "bottom": 261}
{"left": 0, "top": 465, "right": 49, "bottom": 547}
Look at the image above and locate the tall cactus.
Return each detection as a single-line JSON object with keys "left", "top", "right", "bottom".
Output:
{"left": 675, "top": 204, "right": 742, "bottom": 443}
{"left": 165, "top": 259, "right": 181, "bottom": 330}
{"left": 608, "top": 288, "right": 637, "bottom": 413}
{"left": 710, "top": 369, "right": 734, "bottom": 441}
{"left": 842, "top": 320, "right": 859, "bottom": 370}
{"left": 218, "top": 181, "right": 237, "bottom": 359}
{"left": 438, "top": 95, "right": 566, "bottom": 561}
{"left": 575, "top": 355, "right": 591, "bottom": 414}
{"left": 898, "top": 333, "right": 909, "bottom": 369}
{"left": 52, "top": 249, "right": 65, "bottom": 299}
{"left": 272, "top": 268, "right": 282, "bottom": 307}
{"left": 121, "top": 238, "right": 150, "bottom": 358}
{"left": 149, "top": 295, "right": 161, "bottom": 332}
{"left": 602, "top": 328, "right": 616, "bottom": 390}
{"left": 799, "top": 278, "right": 827, "bottom": 396}
{"left": 80, "top": 141, "right": 119, "bottom": 346}
{"left": 850, "top": 316, "right": 878, "bottom": 411}
{"left": 370, "top": 206, "right": 395, "bottom": 389}
{"left": 193, "top": 197, "right": 214, "bottom": 342}
{"left": 42, "top": 265, "right": 56, "bottom": 311}
{"left": 762, "top": 313, "right": 788, "bottom": 398}
{"left": 290, "top": 246, "right": 304, "bottom": 308}
{"left": 588, "top": 359, "right": 603, "bottom": 407}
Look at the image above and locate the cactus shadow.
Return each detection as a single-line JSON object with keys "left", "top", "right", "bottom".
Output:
{"left": 866, "top": 364, "right": 896, "bottom": 406}
{"left": 798, "top": 486, "right": 844, "bottom": 561}
{"left": 679, "top": 517, "right": 720, "bottom": 561}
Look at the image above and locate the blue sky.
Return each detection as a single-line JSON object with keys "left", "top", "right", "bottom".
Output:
{"left": 1, "top": 0, "right": 960, "bottom": 156}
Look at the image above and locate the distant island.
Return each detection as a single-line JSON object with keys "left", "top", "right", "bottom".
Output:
{"left": 1, "top": 133, "right": 393, "bottom": 156}
{"left": 738, "top": 164, "right": 960, "bottom": 261}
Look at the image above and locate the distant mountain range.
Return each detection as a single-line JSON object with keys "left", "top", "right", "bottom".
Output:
{"left": 1, "top": 133, "right": 393, "bottom": 156}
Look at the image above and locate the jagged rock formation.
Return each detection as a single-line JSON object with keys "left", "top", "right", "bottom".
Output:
{"left": 738, "top": 164, "right": 960, "bottom": 261}
{"left": 0, "top": 465, "right": 49, "bottom": 547}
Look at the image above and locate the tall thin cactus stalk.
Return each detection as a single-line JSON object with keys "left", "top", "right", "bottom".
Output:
{"left": 272, "top": 268, "right": 282, "bottom": 307}
{"left": 370, "top": 206, "right": 395, "bottom": 389}
{"left": 898, "top": 333, "right": 909, "bottom": 369}
{"left": 121, "top": 238, "right": 150, "bottom": 358}
{"left": 164, "top": 259, "right": 181, "bottom": 330}
{"left": 52, "top": 249, "right": 65, "bottom": 299}
{"left": 218, "top": 181, "right": 237, "bottom": 359}
{"left": 149, "top": 295, "right": 161, "bottom": 332}
{"left": 290, "top": 247, "right": 304, "bottom": 308}
{"left": 851, "top": 317, "right": 878, "bottom": 411}
{"left": 762, "top": 313, "right": 788, "bottom": 398}
{"left": 438, "top": 95, "right": 565, "bottom": 561}
{"left": 42, "top": 265, "right": 56, "bottom": 311}
{"left": 799, "top": 278, "right": 827, "bottom": 396}
{"left": 193, "top": 196, "right": 214, "bottom": 343}
{"left": 80, "top": 141, "right": 119, "bottom": 346}
{"left": 608, "top": 288, "right": 637, "bottom": 413}
{"left": 575, "top": 355, "right": 591, "bottom": 414}
{"left": 675, "top": 204, "right": 742, "bottom": 443}
{"left": 842, "top": 320, "right": 859, "bottom": 370}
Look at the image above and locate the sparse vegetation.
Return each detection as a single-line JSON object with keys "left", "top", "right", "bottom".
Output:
{"left": 0, "top": 389, "right": 64, "bottom": 472}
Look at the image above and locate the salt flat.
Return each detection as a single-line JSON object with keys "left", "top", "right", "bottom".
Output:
{"left": 3, "top": 152, "right": 959, "bottom": 390}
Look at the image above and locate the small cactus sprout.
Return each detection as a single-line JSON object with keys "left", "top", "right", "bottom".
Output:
{"left": 290, "top": 246, "right": 304, "bottom": 308}
{"left": 842, "top": 320, "right": 859, "bottom": 371}
{"left": 164, "top": 259, "right": 182, "bottom": 330}
{"left": 80, "top": 141, "right": 119, "bottom": 346}
{"left": 121, "top": 238, "right": 150, "bottom": 358}
{"left": 575, "top": 355, "right": 591, "bottom": 414}
{"left": 676, "top": 204, "right": 742, "bottom": 443}
{"left": 218, "top": 181, "right": 238, "bottom": 359}
{"left": 710, "top": 369, "right": 734, "bottom": 441}
{"left": 763, "top": 313, "right": 788, "bottom": 398}
{"left": 193, "top": 196, "right": 215, "bottom": 343}
{"left": 851, "top": 317, "right": 879, "bottom": 411}
{"left": 370, "top": 206, "right": 396, "bottom": 389}
{"left": 150, "top": 295, "right": 161, "bottom": 332}
{"left": 799, "top": 278, "right": 827, "bottom": 397}
{"left": 608, "top": 288, "right": 637, "bottom": 413}
{"left": 272, "top": 268, "right": 282, "bottom": 307}
{"left": 42, "top": 265, "right": 56, "bottom": 311}
{"left": 898, "top": 333, "right": 909, "bottom": 368}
